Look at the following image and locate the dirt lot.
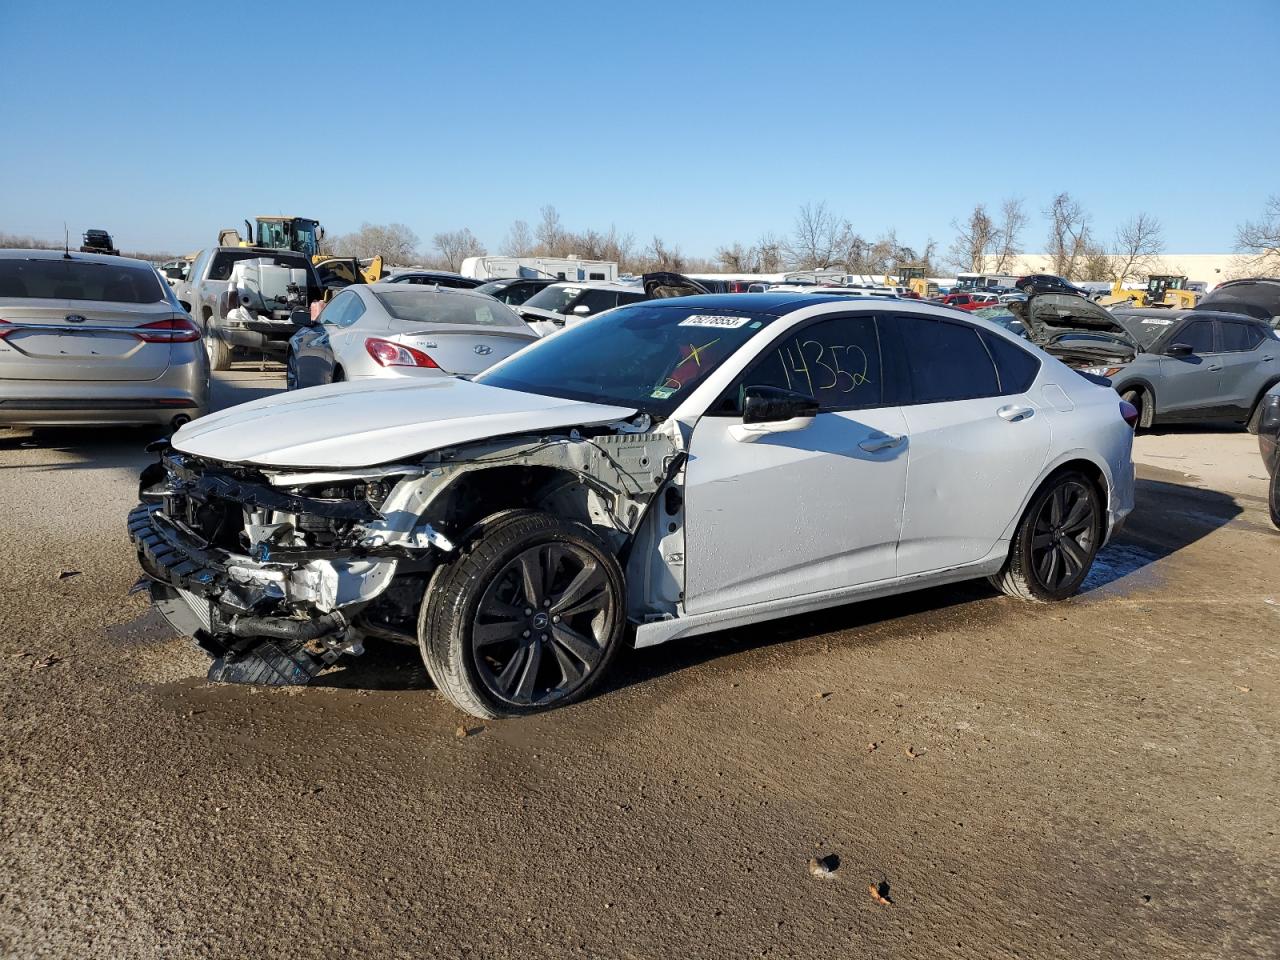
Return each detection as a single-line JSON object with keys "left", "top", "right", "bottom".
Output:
{"left": 1, "top": 368, "right": 1277, "bottom": 959}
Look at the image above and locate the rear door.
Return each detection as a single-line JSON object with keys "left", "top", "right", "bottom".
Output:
{"left": 1216, "top": 319, "right": 1271, "bottom": 415}
{"left": 0, "top": 258, "right": 176, "bottom": 382}
{"left": 886, "top": 312, "right": 1053, "bottom": 575}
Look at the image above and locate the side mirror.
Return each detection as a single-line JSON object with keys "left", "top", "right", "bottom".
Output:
{"left": 731, "top": 385, "right": 818, "bottom": 443}
{"left": 1167, "top": 342, "right": 1193, "bottom": 358}
{"left": 571, "top": 304, "right": 591, "bottom": 315}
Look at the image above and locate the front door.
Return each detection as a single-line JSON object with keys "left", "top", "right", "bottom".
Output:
{"left": 683, "top": 313, "right": 909, "bottom": 615}
{"left": 1158, "top": 318, "right": 1220, "bottom": 417}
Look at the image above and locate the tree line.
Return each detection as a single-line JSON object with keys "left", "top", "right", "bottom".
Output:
{"left": 4, "top": 193, "right": 1278, "bottom": 278}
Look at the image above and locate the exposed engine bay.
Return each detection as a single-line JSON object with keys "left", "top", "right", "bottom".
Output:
{"left": 130, "top": 422, "right": 684, "bottom": 685}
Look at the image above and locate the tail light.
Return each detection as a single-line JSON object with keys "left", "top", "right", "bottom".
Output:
{"left": 365, "top": 337, "right": 438, "bottom": 368}
{"left": 135, "top": 318, "right": 200, "bottom": 343}
{"left": 1119, "top": 399, "right": 1139, "bottom": 428}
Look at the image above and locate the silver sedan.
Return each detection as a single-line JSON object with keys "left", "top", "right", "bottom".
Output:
{"left": 286, "top": 283, "right": 539, "bottom": 389}
{"left": 0, "top": 249, "right": 208, "bottom": 428}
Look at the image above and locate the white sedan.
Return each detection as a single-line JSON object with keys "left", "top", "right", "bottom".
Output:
{"left": 286, "top": 282, "right": 539, "bottom": 389}
{"left": 133, "top": 292, "right": 1135, "bottom": 718}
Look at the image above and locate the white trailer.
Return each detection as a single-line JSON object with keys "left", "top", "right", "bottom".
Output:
{"left": 460, "top": 256, "right": 618, "bottom": 282}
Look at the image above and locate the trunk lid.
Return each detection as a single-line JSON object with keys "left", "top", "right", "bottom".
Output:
{"left": 0, "top": 299, "right": 178, "bottom": 381}
{"left": 391, "top": 326, "right": 538, "bottom": 376}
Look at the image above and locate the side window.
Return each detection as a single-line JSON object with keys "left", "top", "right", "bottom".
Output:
{"left": 895, "top": 315, "right": 1000, "bottom": 404}
{"left": 1174, "top": 320, "right": 1214, "bottom": 354}
{"left": 617, "top": 291, "right": 646, "bottom": 306}
{"left": 1220, "top": 320, "right": 1263, "bottom": 352}
{"left": 577, "top": 289, "right": 619, "bottom": 314}
{"left": 188, "top": 251, "right": 208, "bottom": 283}
{"left": 728, "top": 314, "right": 884, "bottom": 413}
{"left": 207, "top": 253, "right": 236, "bottom": 281}
{"left": 320, "top": 291, "right": 355, "bottom": 327}
{"left": 978, "top": 329, "right": 1041, "bottom": 393}
{"left": 343, "top": 295, "right": 367, "bottom": 327}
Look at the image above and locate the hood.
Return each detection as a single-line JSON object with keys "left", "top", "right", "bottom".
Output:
{"left": 1009, "top": 293, "right": 1139, "bottom": 347}
{"left": 642, "top": 271, "right": 711, "bottom": 299}
{"left": 1196, "top": 279, "right": 1280, "bottom": 324}
{"left": 172, "top": 377, "right": 636, "bottom": 468}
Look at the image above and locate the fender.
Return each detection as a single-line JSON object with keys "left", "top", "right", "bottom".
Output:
{"left": 995, "top": 447, "right": 1117, "bottom": 546}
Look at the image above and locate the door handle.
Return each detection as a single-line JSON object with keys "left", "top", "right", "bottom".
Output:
{"left": 1208, "top": 364, "right": 1222, "bottom": 372}
{"left": 997, "top": 404, "right": 1035, "bottom": 422}
{"left": 859, "top": 434, "right": 906, "bottom": 452}
{"left": 1262, "top": 356, "right": 1274, "bottom": 362}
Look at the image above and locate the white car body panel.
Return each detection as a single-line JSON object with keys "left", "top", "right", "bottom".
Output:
{"left": 171, "top": 377, "right": 636, "bottom": 467}
{"left": 683, "top": 406, "right": 910, "bottom": 614}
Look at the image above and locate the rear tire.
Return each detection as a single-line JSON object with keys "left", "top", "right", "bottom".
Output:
{"left": 990, "top": 470, "right": 1104, "bottom": 602}
{"left": 419, "top": 511, "right": 626, "bottom": 719}
{"left": 1120, "top": 388, "right": 1150, "bottom": 430}
{"left": 1269, "top": 471, "right": 1280, "bottom": 530}
{"left": 204, "top": 319, "right": 232, "bottom": 372}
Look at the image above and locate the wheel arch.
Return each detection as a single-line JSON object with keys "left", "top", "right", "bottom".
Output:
{"left": 1000, "top": 451, "right": 1112, "bottom": 545}
{"left": 1114, "top": 376, "right": 1158, "bottom": 428}
{"left": 1247, "top": 376, "right": 1280, "bottom": 433}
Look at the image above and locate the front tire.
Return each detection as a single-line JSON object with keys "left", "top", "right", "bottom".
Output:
{"left": 285, "top": 349, "right": 300, "bottom": 390}
{"left": 419, "top": 511, "right": 627, "bottom": 718}
{"left": 990, "top": 471, "right": 1104, "bottom": 602}
{"left": 1269, "top": 471, "right": 1280, "bottom": 530}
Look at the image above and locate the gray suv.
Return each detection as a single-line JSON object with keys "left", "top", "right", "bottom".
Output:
{"left": 1011, "top": 294, "right": 1280, "bottom": 429}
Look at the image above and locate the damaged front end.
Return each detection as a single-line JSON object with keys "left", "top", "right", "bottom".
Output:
{"left": 128, "top": 424, "right": 681, "bottom": 686}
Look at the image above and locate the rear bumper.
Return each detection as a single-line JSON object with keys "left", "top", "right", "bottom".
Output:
{"left": 0, "top": 384, "right": 206, "bottom": 427}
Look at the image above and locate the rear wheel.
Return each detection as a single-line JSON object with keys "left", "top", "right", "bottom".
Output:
{"left": 990, "top": 471, "right": 1104, "bottom": 602}
{"left": 1269, "top": 471, "right": 1280, "bottom": 529}
{"left": 203, "top": 319, "right": 232, "bottom": 371}
{"left": 1120, "top": 388, "right": 1148, "bottom": 430}
{"left": 419, "top": 511, "right": 626, "bottom": 719}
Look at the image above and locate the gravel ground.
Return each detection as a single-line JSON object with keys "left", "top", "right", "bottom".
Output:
{"left": 1, "top": 368, "right": 1277, "bottom": 959}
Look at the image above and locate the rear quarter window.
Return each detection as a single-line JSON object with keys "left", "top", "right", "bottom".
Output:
{"left": 979, "top": 329, "right": 1041, "bottom": 393}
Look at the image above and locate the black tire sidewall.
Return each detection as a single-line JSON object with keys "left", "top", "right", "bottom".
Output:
{"left": 1014, "top": 471, "right": 1104, "bottom": 601}
{"left": 1270, "top": 471, "right": 1280, "bottom": 529}
{"left": 421, "top": 511, "right": 627, "bottom": 718}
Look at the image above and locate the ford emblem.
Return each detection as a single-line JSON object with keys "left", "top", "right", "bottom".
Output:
{"left": 473, "top": 344, "right": 493, "bottom": 356}
{"left": 65, "top": 314, "right": 87, "bottom": 324}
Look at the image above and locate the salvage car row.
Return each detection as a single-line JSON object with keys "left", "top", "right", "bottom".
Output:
{"left": 2, "top": 246, "right": 1279, "bottom": 719}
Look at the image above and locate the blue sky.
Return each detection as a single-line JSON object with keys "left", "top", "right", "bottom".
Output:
{"left": 2, "top": 0, "right": 1277, "bottom": 257}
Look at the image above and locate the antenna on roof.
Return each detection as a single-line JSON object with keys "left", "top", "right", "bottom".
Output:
{"left": 63, "top": 223, "right": 72, "bottom": 259}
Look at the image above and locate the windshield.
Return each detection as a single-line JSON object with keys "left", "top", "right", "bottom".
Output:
{"left": 476, "top": 303, "right": 777, "bottom": 415}
{"left": 0, "top": 258, "right": 165, "bottom": 303}
{"left": 1112, "top": 313, "right": 1174, "bottom": 349}
{"left": 373, "top": 290, "right": 524, "bottom": 328}
{"left": 522, "top": 285, "right": 583, "bottom": 313}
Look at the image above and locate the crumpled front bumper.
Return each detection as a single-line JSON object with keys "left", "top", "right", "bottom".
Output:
{"left": 128, "top": 503, "right": 387, "bottom": 682}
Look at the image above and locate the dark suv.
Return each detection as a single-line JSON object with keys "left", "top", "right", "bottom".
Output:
{"left": 475, "top": 277, "right": 558, "bottom": 306}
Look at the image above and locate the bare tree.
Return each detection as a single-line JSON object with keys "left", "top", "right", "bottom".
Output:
{"left": 948, "top": 204, "right": 995, "bottom": 272}
{"left": 432, "top": 228, "right": 486, "bottom": 271}
{"left": 782, "top": 202, "right": 856, "bottom": 270}
{"left": 502, "top": 220, "right": 534, "bottom": 256}
{"left": 1111, "top": 213, "right": 1164, "bottom": 282}
{"left": 331, "top": 222, "right": 421, "bottom": 264}
{"left": 644, "top": 236, "right": 685, "bottom": 272}
{"left": 756, "top": 232, "right": 784, "bottom": 273}
{"left": 534, "top": 205, "right": 569, "bottom": 256}
{"left": 1079, "top": 243, "right": 1113, "bottom": 282}
{"left": 991, "top": 197, "right": 1027, "bottom": 273}
{"left": 715, "top": 241, "right": 762, "bottom": 273}
{"left": 1044, "top": 193, "right": 1092, "bottom": 279}
{"left": 1236, "top": 195, "right": 1280, "bottom": 273}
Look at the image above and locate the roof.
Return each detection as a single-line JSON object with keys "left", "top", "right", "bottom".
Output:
{"left": 545, "top": 280, "right": 641, "bottom": 293}
{"left": 0, "top": 247, "right": 149, "bottom": 267}
{"left": 641, "top": 292, "right": 900, "bottom": 315}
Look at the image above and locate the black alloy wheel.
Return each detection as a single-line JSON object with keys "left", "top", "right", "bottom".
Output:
{"left": 472, "top": 542, "right": 614, "bottom": 708}
{"left": 1029, "top": 478, "right": 1098, "bottom": 593}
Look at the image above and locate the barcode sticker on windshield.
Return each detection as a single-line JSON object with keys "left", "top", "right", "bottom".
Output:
{"left": 679, "top": 314, "right": 751, "bottom": 329}
{"left": 1141, "top": 318, "right": 1174, "bottom": 326}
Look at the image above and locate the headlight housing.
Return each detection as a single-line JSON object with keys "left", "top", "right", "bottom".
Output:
{"left": 1080, "top": 365, "right": 1125, "bottom": 378}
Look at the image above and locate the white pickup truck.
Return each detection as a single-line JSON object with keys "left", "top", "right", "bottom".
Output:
{"left": 176, "top": 246, "right": 323, "bottom": 370}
